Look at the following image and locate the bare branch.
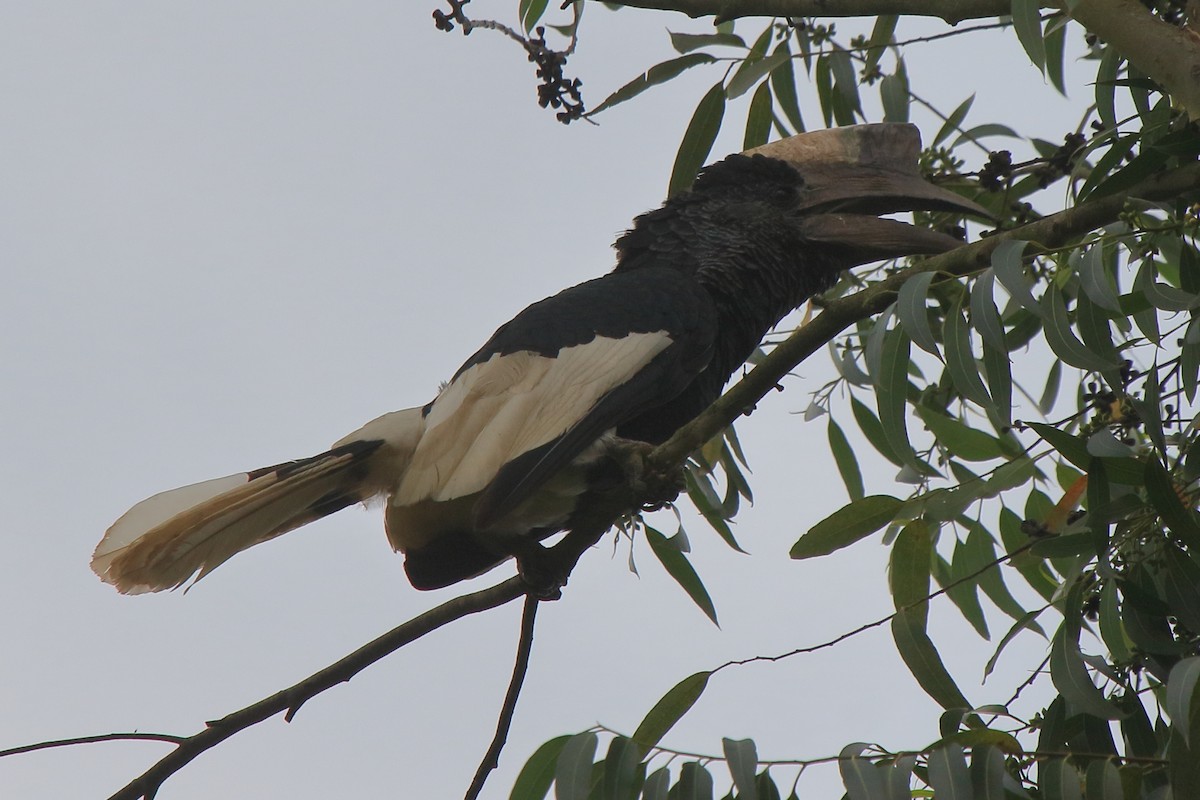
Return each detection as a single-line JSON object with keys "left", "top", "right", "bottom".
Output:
{"left": 597, "top": 0, "right": 1017, "bottom": 24}
{"left": 0, "top": 733, "right": 186, "bottom": 759}
{"left": 106, "top": 576, "right": 527, "bottom": 800}
{"left": 464, "top": 594, "right": 540, "bottom": 800}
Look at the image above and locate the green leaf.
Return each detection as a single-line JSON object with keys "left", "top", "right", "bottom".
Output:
{"left": 791, "top": 495, "right": 903, "bottom": 559}
{"left": 1095, "top": 47, "right": 1120, "bottom": 129}
{"left": 1044, "top": 15, "right": 1067, "bottom": 94}
{"left": 971, "top": 745, "right": 1008, "bottom": 800}
{"left": 722, "top": 738, "right": 758, "bottom": 800}
{"left": 1083, "top": 758, "right": 1123, "bottom": 800}
{"left": 1041, "top": 283, "right": 1120, "bottom": 371}
{"left": 944, "top": 295, "right": 993, "bottom": 408}
{"left": 852, "top": 395, "right": 904, "bottom": 466}
{"left": 769, "top": 41, "right": 804, "bottom": 133}
{"left": 897, "top": 271, "right": 942, "bottom": 359}
{"left": 1166, "top": 656, "right": 1200, "bottom": 745}
{"left": 991, "top": 240, "right": 1040, "bottom": 316}
{"left": 1011, "top": 0, "right": 1046, "bottom": 72}
{"left": 520, "top": 0, "right": 550, "bottom": 34}
{"left": 980, "top": 337, "right": 1013, "bottom": 431}
{"left": 880, "top": 64, "right": 910, "bottom": 123}
{"left": 889, "top": 519, "right": 934, "bottom": 617}
{"left": 727, "top": 49, "right": 791, "bottom": 100}
{"left": 645, "top": 526, "right": 719, "bottom": 625}
{"left": 1041, "top": 759, "right": 1084, "bottom": 800}
{"left": 864, "top": 14, "right": 897, "bottom": 74}
{"left": 668, "top": 82, "right": 726, "bottom": 198}
{"left": 952, "top": 123, "right": 1020, "bottom": 150}
{"left": 839, "top": 743, "right": 886, "bottom": 800}
{"left": 933, "top": 94, "right": 974, "bottom": 146}
{"left": 877, "top": 326, "right": 918, "bottom": 468}
{"left": 1144, "top": 458, "right": 1200, "bottom": 549}
{"left": 828, "top": 418, "right": 864, "bottom": 500}
{"left": 1078, "top": 134, "right": 1138, "bottom": 201}
{"left": 1138, "top": 258, "right": 1200, "bottom": 312}
{"left": 1050, "top": 620, "right": 1124, "bottom": 719}
{"left": 937, "top": 548, "right": 990, "bottom": 639}
{"left": 642, "top": 768, "right": 670, "bottom": 800}
{"left": 970, "top": 270, "right": 1007, "bottom": 352}
{"left": 1079, "top": 244, "right": 1123, "bottom": 313}
{"left": 601, "top": 737, "right": 641, "bottom": 800}
{"left": 927, "top": 742, "right": 972, "bottom": 800}
{"left": 1039, "top": 357, "right": 1062, "bottom": 415}
{"left": 676, "top": 762, "right": 714, "bottom": 800}
{"left": 631, "top": 672, "right": 710, "bottom": 750}
{"left": 511, "top": 736, "right": 570, "bottom": 800}
{"left": 668, "top": 31, "right": 746, "bottom": 53}
{"left": 743, "top": 81, "right": 773, "bottom": 150}
{"left": 917, "top": 407, "right": 1005, "bottom": 462}
{"left": 892, "top": 607, "right": 971, "bottom": 709}
{"left": 814, "top": 54, "right": 834, "bottom": 128}
{"left": 828, "top": 48, "right": 862, "bottom": 119}
{"left": 984, "top": 607, "right": 1049, "bottom": 679}
{"left": 555, "top": 732, "right": 598, "bottom": 800}
{"left": 590, "top": 54, "right": 716, "bottom": 117}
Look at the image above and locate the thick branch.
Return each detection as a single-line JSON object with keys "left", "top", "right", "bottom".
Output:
{"left": 1058, "top": 0, "right": 1200, "bottom": 118}
{"left": 598, "top": 0, "right": 1014, "bottom": 24}
{"left": 649, "top": 162, "right": 1200, "bottom": 472}
{"left": 106, "top": 576, "right": 526, "bottom": 800}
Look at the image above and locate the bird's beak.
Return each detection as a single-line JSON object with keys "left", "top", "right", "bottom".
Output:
{"left": 744, "top": 124, "right": 991, "bottom": 263}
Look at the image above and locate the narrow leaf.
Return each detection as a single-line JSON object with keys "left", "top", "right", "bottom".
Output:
{"left": 1011, "top": 0, "right": 1046, "bottom": 72}
{"left": 933, "top": 95, "right": 975, "bottom": 146}
{"left": 677, "top": 762, "right": 714, "bottom": 800}
{"left": 1144, "top": 458, "right": 1200, "bottom": 549}
{"left": 668, "top": 82, "right": 726, "bottom": 197}
{"left": 839, "top": 743, "right": 886, "bottom": 800}
{"left": 769, "top": 41, "right": 804, "bottom": 133}
{"left": 511, "top": 736, "right": 571, "bottom": 800}
{"left": 727, "top": 50, "right": 790, "bottom": 99}
{"left": 877, "top": 326, "right": 918, "bottom": 468}
{"left": 723, "top": 738, "right": 758, "bottom": 800}
{"left": 1042, "top": 283, "right": 1118, "bottom": 371}
{"left": 555, "top": 732, "right": 598, "bottom": 800}
{"left": 945, "top": 295, "right": 993, "bottom": 408}
{"left": 970, "top": 270, "right": 1007, "bottom": 352}
{"left": 631, "top": 672, "right": 710, "bottom": 750}
{"left": 646, "top": 526, "right": 719, "bottom": 625}
{"left": 897, "top": 271, "right": 942, "bottom": 359}
{"left": 601, "top": 737, "right": 641, "bottom": 800}
{"left": 889, "top": 519, "right": 934, "bottom": 616}
{"left": 828, "top": 418, "right": 865, "bottom": 500}
{"left": 917, "top": 406, "right": 1005, "bottom": 462}
{"left": 791, "top": 495, "right": 903, "bottom": 559}
{"left": 743, "top": 80, "right": 773, "bottom": 150}
{"left": 591, "top": 54, "right": 716, "bottom": 117}
{"left": 927, "top": 742, "right": 972, "bottom": 800}
{"left": 668, "top": 31, "right": 746, "bottom": 53}
{"left": 892, "top": 607, "right": 971, "bottom": 709}
{"left": 991, "top": 240, "right": 1040, "bottom": 316}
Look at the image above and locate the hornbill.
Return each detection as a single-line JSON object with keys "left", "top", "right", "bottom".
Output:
{"left": 92, "top": 123, "right": 986, "bottom": 594}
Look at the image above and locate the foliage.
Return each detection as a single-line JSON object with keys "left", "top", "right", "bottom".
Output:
{"left": 463, "top": 2, "right": 1200, "bottom": 798}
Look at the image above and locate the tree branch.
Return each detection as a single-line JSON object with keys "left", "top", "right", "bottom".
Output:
{"left": 1057, "top": 0, "right": 1200, "bottom": 118}
{"left": 597, "top": 0, "right": 1016, "bottom": 24}
{"left": 464, "top": 594, "right": 540, "bottom": 800}
{"left": 106, "top": 576, "right": 526, "bottom": 800}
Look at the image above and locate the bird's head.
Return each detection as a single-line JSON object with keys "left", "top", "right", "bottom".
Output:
{"left": 616, "top": 123, "right": 988, "bottom": 278}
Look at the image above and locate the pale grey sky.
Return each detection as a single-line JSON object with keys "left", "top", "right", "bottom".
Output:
{"left": 2, "top": 4, "right": 1094, "bottom": 798}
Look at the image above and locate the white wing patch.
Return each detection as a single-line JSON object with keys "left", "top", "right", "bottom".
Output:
{"left": 395, "top": 331, "right": 671, "bottom": 505}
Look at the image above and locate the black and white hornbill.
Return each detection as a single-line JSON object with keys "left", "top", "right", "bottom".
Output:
{"left": 92, "top": 123, "right": 986, "bottom": 594}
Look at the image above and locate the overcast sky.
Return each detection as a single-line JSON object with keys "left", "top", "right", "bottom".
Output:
{"left": 2, "top": 3, "right": 1098, "bottom": 798}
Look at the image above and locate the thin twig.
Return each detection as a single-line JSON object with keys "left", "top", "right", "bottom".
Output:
{"left": 0, "top": 733, "right": 186, "bottom": 759}
{"left": 106, "top": 576, "right": 527, "bottom": 800}
{"left": 712, "top": 541, "right": 1035, "bottom": 674}
{"left": 464, "top": 593, "right": 541, "bottom": 800}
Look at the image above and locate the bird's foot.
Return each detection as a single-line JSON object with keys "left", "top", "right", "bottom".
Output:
{"left": 606, "top": 438, "right": 685, "bottom": 510}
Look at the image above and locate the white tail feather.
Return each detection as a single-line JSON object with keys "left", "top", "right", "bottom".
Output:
{"left": 92, "top": 447, "right": 371, "bottom": 594}
{"left": 93, "top": 408, "right": 425, "bottom": 594}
